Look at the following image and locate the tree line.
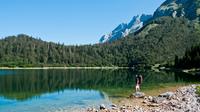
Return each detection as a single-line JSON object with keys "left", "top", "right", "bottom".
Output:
{"left": 0, "top": 17, "right": 200, "bottom": 67}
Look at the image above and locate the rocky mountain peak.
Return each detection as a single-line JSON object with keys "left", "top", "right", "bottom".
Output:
{"left": 153, "top": 0, "right": 200, "bottom": 20}
{"left": 99, "top": 14, "right": 152, "bottom": 43}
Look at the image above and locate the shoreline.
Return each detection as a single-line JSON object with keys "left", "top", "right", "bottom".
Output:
{"left": 87, "top": 84, "right": 200, "bottom": 112}
{"left": 0, "top": 66, "right": 132, "bottom": 70}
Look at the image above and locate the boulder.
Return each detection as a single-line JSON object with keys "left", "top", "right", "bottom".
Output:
{"left": 159, "top": 92, "right": 175, "bottom": 99}
{"left": 152, "top": 97, "right": 166, "bottom": 104}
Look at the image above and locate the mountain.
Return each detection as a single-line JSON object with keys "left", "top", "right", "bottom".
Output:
{"left": 99, "top": 14, "right": 152, "bottom": 43}
{"left": 153, "top": 0, "right": 200, "bottom": 20}
{"left": 100, "top": 0, "right": 200, "bottom": 43}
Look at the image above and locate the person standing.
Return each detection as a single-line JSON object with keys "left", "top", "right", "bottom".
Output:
{"left": 135, "top": 74, "right": 143, "bottom": 92}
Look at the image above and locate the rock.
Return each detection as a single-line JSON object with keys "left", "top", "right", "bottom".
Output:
{"left": 159, "top": 92, "right": 174, "bottom": 99}
{"left": 111, "top": 104, "right": 117, "bottom": 107}
{"left": 87, "top": 107, "right": 92, "bottom": 111}
{"left": 148, "top": 96, "right": 153, "bottom": 102}
{"left": 143, "top": 100, "right": 148, "bottom": 104}
{"left": 120, "top": 106, "right": 126, "bottom": 110}
{"left": 100, "top": 104, "right": 106, "bottom": 110}
{"left": 152, "top": 97, "right": 166, "bottom": 104}
{"left": 133, "top": 92, "right": 145, "bottom": 98}
{"left": 182, "top": 97, "right": 188, "bottom": 101}
{"left": 144, "top": 96, "right": 148, "bottom": 100}
{"left": 147, "top": 103, "right": 160, "bottom": 107}
{"left": 169, "top": 99, "right": 178, "bottom": 107}
{"left": 122, "top": 109, "right": 129, "bottom": 112}
{"left": 197, "top": 98, "right": 200, "bottom": 103}
{"left": 87, "top": 107, "right": 98, "bottom": 112}
{"left": 111, "top": 107, "right": 118, "bottom": 110}
{"left": 110, "top": 104, "right": 118, "bottom": 110}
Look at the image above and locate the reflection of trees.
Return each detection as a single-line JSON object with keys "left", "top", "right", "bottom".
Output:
{"left": 174, "top": 71, "right": 200, "bottom": 82}
{"left": 0, "top": 69, "right": 134, "bottom": 100}
{"left": 142, "top": 71, "right": 177, "bottom": 84}
{"left": 142, "top": 70, "right": 200, "bottom": 85}
{"left": 0, "top": 69, "right": 199, "bottom": 100}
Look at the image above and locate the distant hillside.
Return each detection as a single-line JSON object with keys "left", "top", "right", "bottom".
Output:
{"left": 126, "top": 17, "right": 200, "bottom": 65}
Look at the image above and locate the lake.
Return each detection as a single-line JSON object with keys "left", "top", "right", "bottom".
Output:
{"left": 0, "top": 69, "right": 199, "bottom": 112}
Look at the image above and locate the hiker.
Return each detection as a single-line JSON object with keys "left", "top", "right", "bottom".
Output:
{"left": 135, "top": 74, "right": 143, "bottom": 92}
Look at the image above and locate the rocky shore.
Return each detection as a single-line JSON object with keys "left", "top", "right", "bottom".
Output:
{"left": 87, "top": 85, "right": 200, "bottom": 112}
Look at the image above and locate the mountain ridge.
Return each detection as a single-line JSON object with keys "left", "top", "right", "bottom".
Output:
{"left": 99, "top": 14, "right": 152, "bottom": 43}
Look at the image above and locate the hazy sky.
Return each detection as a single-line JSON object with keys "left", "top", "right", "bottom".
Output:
{"left": 0, "top": 0, "right": 165, "bottom": 45}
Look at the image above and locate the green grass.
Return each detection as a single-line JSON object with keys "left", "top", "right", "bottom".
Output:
{"left": 196, "top": 86, "right": 200, "bottom": 96}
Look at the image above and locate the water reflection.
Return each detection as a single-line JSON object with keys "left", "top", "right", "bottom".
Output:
{"left": 0, "top": 69, "right": 199, "bottom": 101}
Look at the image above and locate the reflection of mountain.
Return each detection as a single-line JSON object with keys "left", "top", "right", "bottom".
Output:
{"left": 0, "top": 69, "right": 199, "bottom": 100}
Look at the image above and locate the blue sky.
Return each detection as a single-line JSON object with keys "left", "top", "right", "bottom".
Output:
{"left": 0, "top": 0, "right": 165, "bottom": 45}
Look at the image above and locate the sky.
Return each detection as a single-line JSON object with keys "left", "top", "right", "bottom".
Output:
{"left": 0, "top": 0, "right": 165, "bottom": 45}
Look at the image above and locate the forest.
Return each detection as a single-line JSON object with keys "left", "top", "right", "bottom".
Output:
{"left": 0, "top": 17, "right": 200, "bottom": 67}
{"left": 175, "top": 44, "right": 200, "bottom": 69}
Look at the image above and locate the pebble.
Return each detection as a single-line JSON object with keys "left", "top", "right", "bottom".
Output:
{"left": 100, "top": 104, "right": 106, "bottom": 110}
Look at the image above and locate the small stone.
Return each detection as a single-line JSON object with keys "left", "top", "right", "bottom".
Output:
{"left": 182, "top": 97, "right": 187, "bottom": 101}
{"left": 100, "top": 104, "right": 106, "bottom": 110}
{"left": 122, "top": 109, "right": 129, "bottom": 112}
{"left": 143, "top": 100, "right": 148, "bottom": 104}
{"left": 111, "top": 104, "right": 117, "bottom": 107}
{"left": 144, "top": 96, "right": 148, "bottom": 100}
{"left": 147, "top": 103, "right": 160, "bottom": 107}
{"left": 148, "top": 96, "right": 153, "bottom": 102}
{"left": 87, "top": 107, "right": 98, "bottom": 112}
{"left": 197, "top": 98, "right": 200, "bottom": 103}
{"left": 121, "top": 106, "right": 126, "bottom": 110}
{"left": 111, "top": 107, "right": 118, "bottom": 110}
